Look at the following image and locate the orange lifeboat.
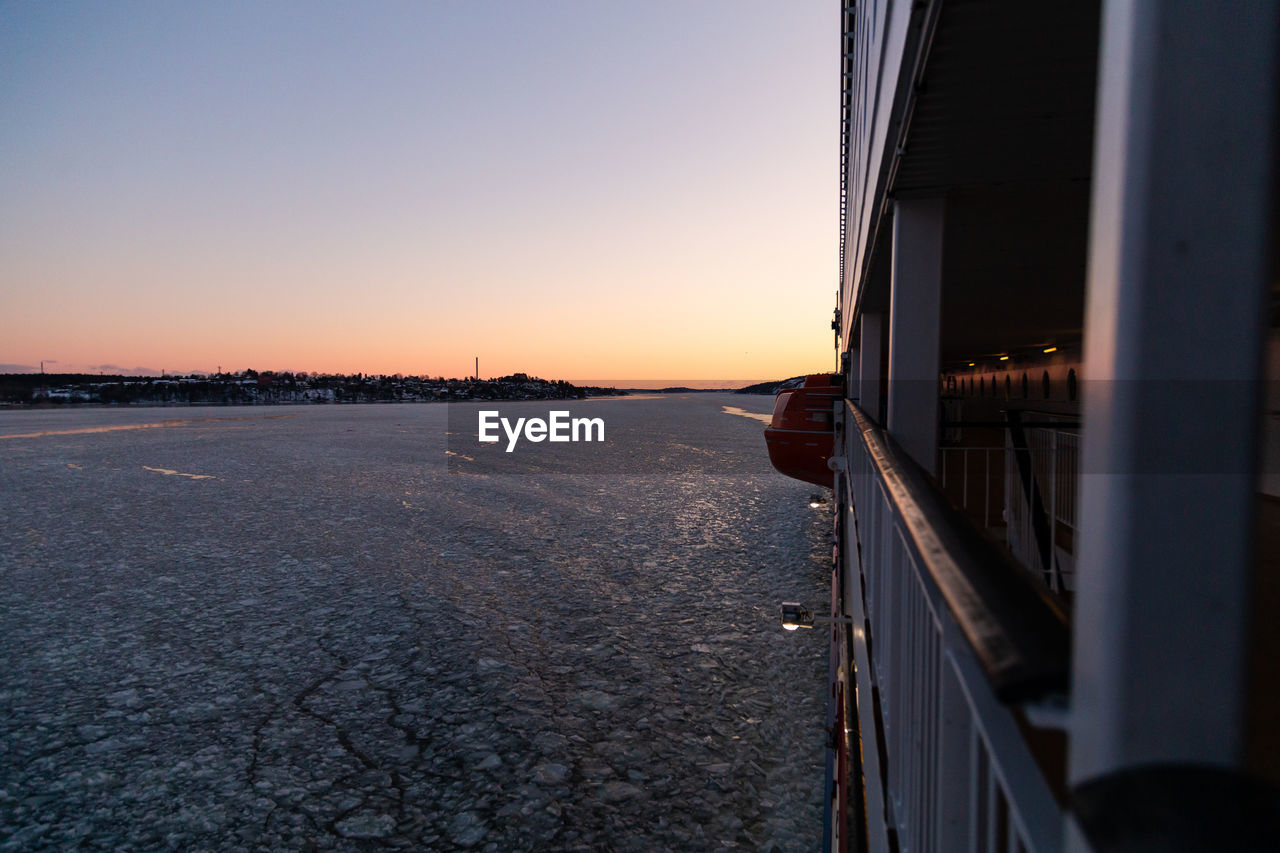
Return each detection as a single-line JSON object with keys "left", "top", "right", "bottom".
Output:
{"left": 764, "top": 373, "right": 842, "bottom": 487}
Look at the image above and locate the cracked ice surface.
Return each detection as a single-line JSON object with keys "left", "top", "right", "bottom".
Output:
{"left": 0, "top": 395, "right": 829, "bottom": 851}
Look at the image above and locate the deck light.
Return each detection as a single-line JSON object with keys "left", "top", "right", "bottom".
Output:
{"left": 780, "top": 602, "right": 856, "bottom": 631}
{"left": 781, "top": 602, "right": 814, "bottom": 630}
{"left": 999, "top": 355, "right": 1010, "bottom": 361}
{"left": 1043, "top": 346, "right": 1058, "bottom": 354}
{"left": 968, "top": 362, "right": 975, "bottom": 367}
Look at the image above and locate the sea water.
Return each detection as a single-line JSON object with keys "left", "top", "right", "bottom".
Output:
{"left": 0, "top": 394, "right": 829, "bottom": 851}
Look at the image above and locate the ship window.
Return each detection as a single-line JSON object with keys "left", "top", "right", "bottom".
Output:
{"left": 1021, "top": 373, "right": 1029, "bottom": 399}
{"left": 979, "top": 377, "right": 985, "bottom": 396}
{"left": 1067, "top": 368, "right": 1078, "bottom": 402}
{"left": 1005, "top": 375, "right": 1011, "bottom": 399}
{"left": 1042, "top": 371, "right": 1050, "bottom": 399}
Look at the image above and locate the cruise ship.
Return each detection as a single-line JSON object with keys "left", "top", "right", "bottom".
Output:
{"left": 770, "top": 2, "right": 1280, "bottom": 850}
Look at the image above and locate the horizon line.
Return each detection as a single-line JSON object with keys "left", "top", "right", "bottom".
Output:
{"left": 0, "top": 369, "right": 800, "bottom": 389}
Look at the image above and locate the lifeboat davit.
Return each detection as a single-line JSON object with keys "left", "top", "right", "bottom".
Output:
{"left": 764, "top": 373, "right": 842, "bottom": 488}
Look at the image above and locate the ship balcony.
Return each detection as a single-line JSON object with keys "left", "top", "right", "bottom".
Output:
{"left": 833, "top": 0, "right": 1280, "bottom": 847}
{"left": 836, "top": 400, "right": 1071, "bottom": 853}
{"left": 937, "top": 411, "right": 1080, "bottom": 599}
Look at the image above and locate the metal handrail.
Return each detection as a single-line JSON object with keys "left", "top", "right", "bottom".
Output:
{"left": 848, "top": 403, "right": 1070, "bottom": 702}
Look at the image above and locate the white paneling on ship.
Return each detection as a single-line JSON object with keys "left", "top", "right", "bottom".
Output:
{"left": 766, "top": 2, "right": 1280, "bottom": 851}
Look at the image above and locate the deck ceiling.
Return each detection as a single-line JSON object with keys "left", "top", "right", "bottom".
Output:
{"left": 895, "top": 1, "right": 1100, "bottom": 195}
{"left": 860, "top": 1, "right": 1101, "bottom": 366}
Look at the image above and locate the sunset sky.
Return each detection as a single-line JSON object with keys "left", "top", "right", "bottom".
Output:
{"left": 1, "top": 1, "right": 836, "bottom": 384}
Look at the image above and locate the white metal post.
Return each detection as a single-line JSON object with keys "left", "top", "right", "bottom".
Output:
{"left": 859, "top": 313, "right": 883, "bottom": 422}
{"left": 848, "top": 344, "right": 861, "bottom": 406}
{"left": 888, "top": 198, "right": 945, "bottom": 476}
{"left": 1071, "top": 0, "right": 1278, "bottom": 793}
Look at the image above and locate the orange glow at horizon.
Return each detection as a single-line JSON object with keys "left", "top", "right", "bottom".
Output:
{"left": 1, "top": 185, "right": 836, "bottom": 380}
{"left": 0, "top": 289, "right": 834, "bottom": 381}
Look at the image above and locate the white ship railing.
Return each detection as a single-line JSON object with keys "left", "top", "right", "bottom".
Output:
{"left": 938, "top": 447, "right": 1005, "bottom": 533}
{"left": 841, "top": 402, "right": 1069, "bottom": 853}
{"left": 938, "top": 425, "right": 1080, "bottom": 596}
{"left": 1005, "top": 427, "right": 1078, "bottom": 594}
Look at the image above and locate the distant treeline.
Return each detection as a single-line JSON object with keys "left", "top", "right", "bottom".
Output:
{"left": 734, "top": 377, "right": 806, "bottom": 395}
{"left": 0, "top": 371, "right": 627, "bottom": 406}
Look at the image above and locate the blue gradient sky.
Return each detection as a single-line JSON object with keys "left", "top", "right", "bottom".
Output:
{"left": 1, "top": 1, "right": 836, "bottom": 381}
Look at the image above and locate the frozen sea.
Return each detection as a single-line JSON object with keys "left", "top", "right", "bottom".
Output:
{"left": 0, "top": 394, "right": 831, "bottom": 851}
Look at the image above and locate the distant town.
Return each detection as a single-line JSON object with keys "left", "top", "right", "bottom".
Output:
{"left": 0, "top": 370, "right": 630, "bottom": 407}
